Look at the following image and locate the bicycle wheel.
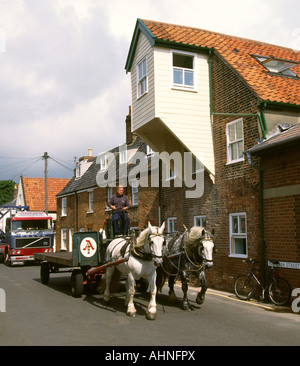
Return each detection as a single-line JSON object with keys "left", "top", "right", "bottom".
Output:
{"left": 268, "top": 277, "right": 291, "bottom": 306}
{"left": 234, "top": 275, "right": 255, "bottom": 300}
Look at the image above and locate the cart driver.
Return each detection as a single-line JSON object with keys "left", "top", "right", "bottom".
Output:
{"left": 108, "top": 186, "right": 130, "bottom": 236}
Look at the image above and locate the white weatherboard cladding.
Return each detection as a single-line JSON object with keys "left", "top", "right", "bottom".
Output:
{"left": 131, "top": 32, "right": 215, "bottom": 175}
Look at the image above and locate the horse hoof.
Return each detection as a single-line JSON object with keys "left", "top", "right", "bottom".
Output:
{"left": 103, "top": 297, "right": 110, "bottom": 305}
{"left": 127, "top": 309, "right": 137, "bottom": 317}
{"left": 183, "top": 303, "right": 191, "bottom": 311}
{"left": 196, "top": 295, "right": 205, "bottom": 305}
{"left": 146, "top": 313, "right": 156, "bottom": 320}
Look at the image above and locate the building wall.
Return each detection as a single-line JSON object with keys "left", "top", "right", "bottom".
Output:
{"left": 262, "top": 144, "right": 300, "bottom": 291}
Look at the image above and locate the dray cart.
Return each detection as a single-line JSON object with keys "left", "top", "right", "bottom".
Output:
{"left": 34, "top": 231, "right": 115, "bottom": 297}
{"left": 34, "top": 231, "right": 181, "bottom": 298}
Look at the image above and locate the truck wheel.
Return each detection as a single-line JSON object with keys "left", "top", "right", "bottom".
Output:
{"left": 71, "top": 270, "right": 84, "bottom": 298}
{"left": 41, "top": 262, "right": 50, "bottom": 284}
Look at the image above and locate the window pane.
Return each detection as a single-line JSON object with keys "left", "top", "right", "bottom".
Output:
{"left": 236, "top": 121, "right": 243, "bottom": 139}
{"left": 240, "top": 216, "right": 246, "bottom": 233}
{"left": 174, "top": 68, "right": 183, "bottom": 84}
{"left": 138, "top": 63, "right": 143, "bottom": 80}
{"left": 184, "top": 70, "right": 194, "bottom": 86}
{"left": 234, "top": 238, "right": 247, "bottom": 255}
{"left": 142, "top": 59, "right": 147, "bottom": 76}
{"left": 238, "top": 141, "right": 244, "bottom": 159}
{"left": 232, "top": 216, "right": 238, "bottom": 233}
{"left": 173, "top": 54, "right": 193, "bottom": 69}
{"left": 228, "top": 124, "right": 236, "bottom": 142}
{"left": 231, "top": 143, "right": 238, "bottom": 161}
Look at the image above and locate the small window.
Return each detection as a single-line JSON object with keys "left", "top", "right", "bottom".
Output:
{"left": 253, "top": 55, "right": 298, "bottom": 77}
{"left": 194, "top": 215, "right": 206, "bottom": 228}
{"left": 99, "top": 154, "right": 107, "bottom": 171}
{"left": 137, "top": 57, "right": 147, "bottom": 98}
{"left": 88, "top": 191, "right": 93, "bottom": 212}
{"left": 172, "top": 52, "right": 194, "bottom": 88}
{"left": 107, "top": 187, "right": 113, "bottom": 202}
{"left": 131, "top": 179, "right": 138, "bottom": 206}
{"left": 61, "top": 228, "right": 67, "bottom": 250}
{"left": 226, "top": 118, "right": 244, "bottom": 164}
{"left": 229, "top": 213, "right": 247, "bottom": 257}
{"left": 61, "top": 197, "right": 67, "bottom": 216}
{"left": 167, "top": 217, "right": 177, "bottom": 233}
{"left": 119, "top": 150, "right": 127, "bottom": 164}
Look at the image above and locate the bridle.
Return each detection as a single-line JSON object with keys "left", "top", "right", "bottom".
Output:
{"left": 132, "top": 232, "right": 164, "bottom": 261}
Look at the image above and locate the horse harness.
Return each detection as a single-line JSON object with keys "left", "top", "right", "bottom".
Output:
{"left": 162, "top": 234, "right": 208, "bottom": 276}
{"left": 112, "top": 232, "right": 164, "bottom": 262}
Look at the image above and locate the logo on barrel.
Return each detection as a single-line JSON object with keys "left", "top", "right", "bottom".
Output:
{"left": 80, "top": 237, "right": 97, "bottom": 258}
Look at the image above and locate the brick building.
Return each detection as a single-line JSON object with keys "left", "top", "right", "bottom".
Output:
{"left": 125, "top": 19, "right": 300, "bottom": 292}
{"left": 55, "top": 118, "right": 161, "bottom": 251}
{"left": 248, "top": 124, "right": 300, "bottom": 290}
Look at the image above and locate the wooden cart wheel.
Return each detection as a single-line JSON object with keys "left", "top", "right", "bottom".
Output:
{"left": 40, "top": 262, "right": 50, "bottom": 284}
{"left": 71, "top": 270, "right": 84, "bottom": 298}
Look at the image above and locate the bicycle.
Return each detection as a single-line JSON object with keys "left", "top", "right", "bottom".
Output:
{"left": 234, "top": 259, "right": 291, "bottom": 306}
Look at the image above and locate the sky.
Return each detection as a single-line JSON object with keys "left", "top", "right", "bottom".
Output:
{"left": 0, "top": 0, "right": 299, "bottom": 181}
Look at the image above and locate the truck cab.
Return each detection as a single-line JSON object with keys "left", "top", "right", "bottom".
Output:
{"left": 3, "top": 211, "right": 54, "bottom": 265}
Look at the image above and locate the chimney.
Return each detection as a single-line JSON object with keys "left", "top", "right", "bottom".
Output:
{"left": 125, "top": 106, "right": 137, "bottom": 145}
{"left": 88, "top": 148, "right": 93, "bottom": 157}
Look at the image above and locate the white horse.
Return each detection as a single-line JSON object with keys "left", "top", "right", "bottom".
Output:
{"left": 103, "top": 222, "right": 165, "bottom": 320}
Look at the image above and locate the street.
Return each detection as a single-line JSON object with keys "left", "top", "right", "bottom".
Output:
{"left": 0, "top": 263, "right": 299, "bottom": 346}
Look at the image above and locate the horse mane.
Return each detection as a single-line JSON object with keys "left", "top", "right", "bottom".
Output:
{"left": 135, "top": 227, "right": 151, "bottom": 248}
{"left": 184, "top": 226, "right": 205, "bottom": 248}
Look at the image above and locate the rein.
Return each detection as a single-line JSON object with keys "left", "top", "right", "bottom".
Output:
{"left": 184, "top": 242, "right": 205, "bottom": 271}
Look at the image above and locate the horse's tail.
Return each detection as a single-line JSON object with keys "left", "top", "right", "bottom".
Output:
{"left": 98, "top": 269, "right": 121, "bottom": 294}
{"left": 156, "top": 266, "right": 168, "bottom": 292}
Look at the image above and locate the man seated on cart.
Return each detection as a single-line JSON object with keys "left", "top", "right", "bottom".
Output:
{"left": 108, "top": 186, "right": 130, "bottom": 236}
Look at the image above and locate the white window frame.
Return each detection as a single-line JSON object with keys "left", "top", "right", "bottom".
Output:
{"left": 68, "top": 228, "right": 74, "bottom": 252}
{"left": 194, "top": 215, "right": 206, "bottom": 228}
{"left": 229, "top": 212, "right": 247, "bottom": 258}
{"left": 99, "top": 154, "right": 107, "bottom": 171}
{"left": 171, "top": 50, "right": 196, "bottom": 90}
{"left": 137, "top": 57, "right": 147, "bottom": 98}
{"left": 107, "top": 187, "right": 113, "bottom": 202}
{"left": 167, "top": 217, "right": 177, "bottom": 233}
{"left": 61, "top": 228, "right": 67, "bottom": 251}
{"left": 88, "top": 191, "right": 93, "bottom": 213}
{"left": 131, "top": 179, "right": 138, "bottom": 206}
{"left": 226, "top": 118, "right": 244, "bottom": 164}
{"left": 61, "top": 197, "right": 67, "bottom": 217}
{"left": 119, "top": 149, "right": 127, "bottom": 164}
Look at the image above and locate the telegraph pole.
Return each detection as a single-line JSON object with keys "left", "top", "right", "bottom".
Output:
{"left": 42, "top": 152, "right": 49, "bottom": 214}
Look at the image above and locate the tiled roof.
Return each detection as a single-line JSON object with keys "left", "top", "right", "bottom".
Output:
{"left": 130, "top": 19, "right": 300, "bottom": 106}
{"left": 57, "top": 136, "right": 147, "bottom": 196}
{"left": 248, "top": 123, "right": 300, "bottom": 154}
{"left": 21, "top": 177, "right": 70, "bottom": 212}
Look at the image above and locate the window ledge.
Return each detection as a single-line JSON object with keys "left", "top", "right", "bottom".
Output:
{"left": 171, "top": 87, "right": 197, "bottom": 93}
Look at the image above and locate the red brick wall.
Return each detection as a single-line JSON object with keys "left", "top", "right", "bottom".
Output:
{"left": 262, "top": 144, "right": 300, "bottom": 291}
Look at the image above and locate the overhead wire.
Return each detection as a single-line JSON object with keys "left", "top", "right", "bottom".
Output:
{"left": 0, "top": 153, "right": 74, "bottom": 181}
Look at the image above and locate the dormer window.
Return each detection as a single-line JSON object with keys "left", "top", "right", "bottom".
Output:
{"left": 253, "top": 55, "right": 298, "bottom": 77}
{"left": 172, "top": 51, "right": 195, "bottom": 88}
